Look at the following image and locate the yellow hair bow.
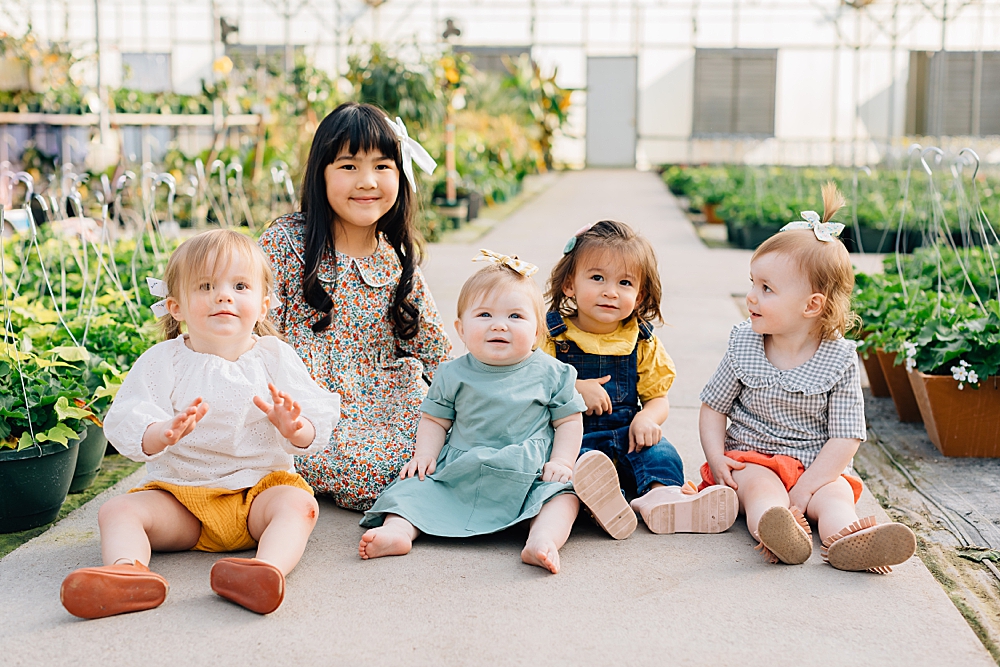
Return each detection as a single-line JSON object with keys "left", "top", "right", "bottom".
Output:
{"left": 472, "top": 249, "right": 538, "bottom": 278}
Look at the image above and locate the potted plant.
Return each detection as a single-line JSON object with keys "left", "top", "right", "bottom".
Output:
{"left": 902, "top": 300, "right": 1000, "bottom": 457}
{"left": 0, "top": 348, "right": 94, "bottom": 533}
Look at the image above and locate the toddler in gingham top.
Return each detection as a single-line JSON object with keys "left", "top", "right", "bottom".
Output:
{"left": 545, "top": 220, "right": 738, "bottom": 539}
{"left": 60, "top": 230, "right": 339, "bottom": 619}
{"left": 699, "top": 183, "right": 916, "bottom": 572}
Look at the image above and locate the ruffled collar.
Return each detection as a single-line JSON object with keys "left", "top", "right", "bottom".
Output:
{"left": 727, "top": 320, "right": 855, "bottom": 394}
{"left": 273, "top": 214, "right": 399, "bottom": 288}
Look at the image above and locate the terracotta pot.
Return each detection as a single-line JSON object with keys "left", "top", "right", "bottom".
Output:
{"left": 907, "top": 371, "right": 1000, "bottom": 457}
{"left": 875, "top": 350, "right": 923, "bottom": 423}
{"left": 703, "top": 203, "right": 724, "bottom": 224}
{"left": 857, "top": 337, "right": 890, "bottom": 397}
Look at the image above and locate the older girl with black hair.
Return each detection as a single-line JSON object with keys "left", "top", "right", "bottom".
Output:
{"left": 259, "top": 102, "right": 452, "bottom": 511}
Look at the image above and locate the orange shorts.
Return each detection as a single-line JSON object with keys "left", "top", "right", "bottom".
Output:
{"left": 698, "top": 450, "right": 863, "bottom": 504}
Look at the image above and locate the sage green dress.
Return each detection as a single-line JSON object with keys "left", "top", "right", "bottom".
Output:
{"left": 360, "top": 350, "right": 586, "bottom": 536}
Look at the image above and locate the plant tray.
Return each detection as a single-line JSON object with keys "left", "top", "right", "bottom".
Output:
{"left": 907, "top": 371, "right": 1000, "bottom": 457}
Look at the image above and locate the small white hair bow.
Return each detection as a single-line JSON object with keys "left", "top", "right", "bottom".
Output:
{"left": 780, "top": 211, "right": 845, "bottom": 243}
{"left": 472, "top": 249, "right": 538, "bottom": 278}
{"left": 145, "top": 276, "right": 282, "bottom": 318}
{"left": 147, "top": 277, "right": 169, "bottom": 318}
{"left": 384, "top": 116, "right": 437, "bottom": 192}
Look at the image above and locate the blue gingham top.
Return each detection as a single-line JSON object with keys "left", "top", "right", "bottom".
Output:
{"left": 700, "top": 320, "right": 866, "bottom": 468}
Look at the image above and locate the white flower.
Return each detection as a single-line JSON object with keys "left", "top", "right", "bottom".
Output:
{"left": 906, "top": 357, "right": 916, "bottom": 372}
{"left": 904, "top": 342, "right": 918, "bottom": 371}
{"left": 951, "top": 360, "right": 979, "bottom": 389}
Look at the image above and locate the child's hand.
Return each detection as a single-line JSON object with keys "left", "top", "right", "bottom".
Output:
{"left": 142, "top": 398, "right": 208, "bottom": 455}
{"left": 707, "top": 454, "right": 746, "bottom": 490}
{"left": 542, "top": 461, "right": 573, "bottom": 483}
{"left": 628, "top": 414, "right": 662, "bottom": 453}
{"left": 788, "top": 487, "right": 814, "bottom": 515}
{"left": 400, "top": 454, "right": 437, "bottom": 481}
{"left": 253, "top": 383, "right": 315, "bottom": 448}
{"left": 577, "top": 377, "right": 613, "bottom": 416}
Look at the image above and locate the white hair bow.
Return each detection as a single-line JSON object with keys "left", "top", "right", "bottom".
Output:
{"left": 780, "top": 211, "right": 845, "bottom": 243}
{"left": 472, "top": 249, "right": 538, "bottom": 278}
{"left": 384, "top": 116, "right": 437, "bottom": 192}
{"left": 147, "top": 277, "right": 169, "bottom": 318}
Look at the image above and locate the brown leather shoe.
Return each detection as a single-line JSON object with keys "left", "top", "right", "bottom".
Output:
{"left": 61, "top": 561, "right": 169, "bottom": 619}
{"left": 210, "top": 558, "right": 285, "bottom": 614}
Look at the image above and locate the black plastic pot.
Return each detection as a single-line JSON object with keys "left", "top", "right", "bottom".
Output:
{"left": 0, "top": 439, "right": 81, "bottom": 533}
{"left": 740, "top": 225, "right": 784, "bottom": 249}
{"left": 69, "top": 425, "right": 108, "bottom": 494}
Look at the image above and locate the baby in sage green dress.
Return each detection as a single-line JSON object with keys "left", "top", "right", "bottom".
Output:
{"left": 360, "top": 250, "right": 607, "bottom": 574}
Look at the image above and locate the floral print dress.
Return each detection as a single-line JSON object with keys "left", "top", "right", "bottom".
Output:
{"left": 259, "top": 213, "right": 452, "bottom": 510}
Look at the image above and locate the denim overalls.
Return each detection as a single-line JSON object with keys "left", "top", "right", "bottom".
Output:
{"left": 547, "top": 312, "right": 685, "bottom": 498}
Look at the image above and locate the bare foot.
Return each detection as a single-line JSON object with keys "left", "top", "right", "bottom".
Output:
{"left": 358, "top": 526, "right": 413, "bottom": 560}
{"left": 521, "top": 540, "right": 561, "bottom": 574}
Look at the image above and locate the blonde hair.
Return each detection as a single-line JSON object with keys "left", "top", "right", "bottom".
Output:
{"left": 752, "top": 183, "right": 860, "bottom": 340}
{"left": 545, "top": 220, "right": 663, "bottom": 325}
{"left": 457, "top": 262, "right": 545, "bottom": 345}
{"left": 158, "top": 229, "right": 282, "bottom": 340}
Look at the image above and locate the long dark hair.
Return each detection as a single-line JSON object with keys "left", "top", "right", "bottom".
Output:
{"left": 299, "top": 101, "right": 422, "bottom": 338}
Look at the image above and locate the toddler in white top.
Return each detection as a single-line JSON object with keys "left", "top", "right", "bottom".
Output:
{"left": 60, "top": 229, "right": 339, "bottom": 619}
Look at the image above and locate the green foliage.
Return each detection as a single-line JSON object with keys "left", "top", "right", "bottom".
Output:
{"left": 345, "top": 43, "right": 443, "bottom": 129}
{"left": 854, "top": 246, "right": 1000, "bottom": 383}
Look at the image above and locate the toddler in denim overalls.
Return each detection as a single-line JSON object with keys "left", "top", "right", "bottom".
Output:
{"left": 544, "top": 220, "right": 738, "bottom": 539}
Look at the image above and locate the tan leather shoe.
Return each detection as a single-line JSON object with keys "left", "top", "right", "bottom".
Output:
{"left": 210, "top": 558, "right": 285, "bottom": 614}
{"left": 573, "top": 450, "right": 637, "bottom": 540}
{"left": 61, "top": 561, "right": 168, "bottom": 619}
{"left": 822, "top": 517, "right": 916, "bottom": 574}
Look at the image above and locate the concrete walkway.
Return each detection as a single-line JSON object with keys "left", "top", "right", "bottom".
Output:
{"left": 0, "top": 171, "right": 991, "bottom": 666}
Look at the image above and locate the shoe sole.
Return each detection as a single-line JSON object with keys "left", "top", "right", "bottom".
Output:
{"left": 646, "top": 485, "right": 739, "bottom": 534}
{"left": 61, "top": 569, "right": 168, "bottom": 619}
{"left": 827, "top": 523, "right": 916, "bottom": 572}
{"left": 757, "top": 506, "right": 812, "bottom": 565}
{"left": 574, "top": 451, "right": 637, "bottom": 540}
{"left": 210, "top": 559, "right": 285, "bottom": 614}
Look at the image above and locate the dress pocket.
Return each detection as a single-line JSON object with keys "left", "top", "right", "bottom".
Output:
{"left": 465, "top": 465, "right": 538, "bottom": 531}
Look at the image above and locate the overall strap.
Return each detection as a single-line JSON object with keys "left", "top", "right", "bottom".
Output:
{"left": 637, "top": 319, "right": 654, "bottom": 341}
{"left": 546, "top": 311, "right": 567, "bottom": 337}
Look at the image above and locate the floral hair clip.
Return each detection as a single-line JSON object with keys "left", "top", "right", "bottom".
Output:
{"left": 472, "top": 249, "right": 538, "bottom": 278}
{"left": 384, "top": 116, "right": 437, "bottom": 192}
{"left": 562, "top": 223, "right": 594, "bottom": 254}
{"left": 779, "top": 211, "right": 845, "bottom": 243}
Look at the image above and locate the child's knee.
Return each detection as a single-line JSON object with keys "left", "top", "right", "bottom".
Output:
{"left": 286, "top": 492, "right": 320, "bottom": 524}
{"left": 98, "top": 494, "right": 138, "bottom": 526}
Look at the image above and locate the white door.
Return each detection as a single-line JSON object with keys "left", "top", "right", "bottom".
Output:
{"left": 586, "top": 56, "right": 637, "bottom": 167}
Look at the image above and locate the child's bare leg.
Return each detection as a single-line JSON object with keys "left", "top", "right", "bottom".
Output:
{"left": 730, "top": 464, "right": 789, "bottom": 536}
{"left": 805, "top": 477, "right": 859, "bottom": 542}
{"left": 61, "top": 491, "right": 199, "bottom": 619}
{"left": 521, "top": 494, "right": 580, "bottom": 574}
{"left": 247, "top": 486, "right": 319, "bottom": 575}
{"left": 359, "top": 514, "right": 419, "bottom": 560}
{"left": 98, "top": 490, "right": 201, "bottom": 565}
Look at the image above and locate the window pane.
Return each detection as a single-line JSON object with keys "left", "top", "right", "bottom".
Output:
{"left": 693, "top": 51, "right": 735, "bottom": 135}
{"left": 122, "top": 53, "right": 171, "bottom": 93}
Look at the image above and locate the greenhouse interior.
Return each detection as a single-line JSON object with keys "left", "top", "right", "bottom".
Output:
{"left": 1, "top": 1, "right": 1000, "bottom": 662}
